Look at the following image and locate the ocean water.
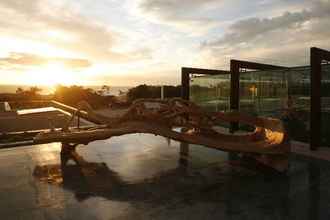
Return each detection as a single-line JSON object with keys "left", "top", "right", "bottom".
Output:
{"left": 0, "top": 84, "right": 131, "bottom": 96}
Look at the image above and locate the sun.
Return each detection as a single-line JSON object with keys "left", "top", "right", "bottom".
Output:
{"left": 24, "top": 62, "right": 77, "bottom": 86}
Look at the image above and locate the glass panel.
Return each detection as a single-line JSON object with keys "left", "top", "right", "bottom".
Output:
{"left": 239, "top": 69, "right": 288, "bottom": 117}
{"left": 321, "top": 64, "right": 330, "bottom": 146}
{"left": 287, "top": 66, "right": 311, "bottom": 143}
{"left": 189, "top": 74, "right": 231, "bottom": 112}
{"left": 239, "top": 66, "right": 311, "bottom": 143}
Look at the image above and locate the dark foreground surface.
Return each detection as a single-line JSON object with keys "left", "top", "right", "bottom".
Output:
{"left": 0, "top": 134, "right": 330, "bottom": 220}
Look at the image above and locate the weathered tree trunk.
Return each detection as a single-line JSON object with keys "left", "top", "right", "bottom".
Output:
{"left": 36, "top": 98, "right": 290, "bottom": 172}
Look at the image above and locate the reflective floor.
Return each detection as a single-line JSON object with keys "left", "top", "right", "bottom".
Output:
{"left": 0, "top": 134, "right": 330, "bottom": 219}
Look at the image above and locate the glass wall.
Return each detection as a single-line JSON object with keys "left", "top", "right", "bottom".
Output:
{"left": 187, "top": 64, "right": 330, "bottom": 146}
{"left": 189, "top": 74, "right": 231, "bottom": 112}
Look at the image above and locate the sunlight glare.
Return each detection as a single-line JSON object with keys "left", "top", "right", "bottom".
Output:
{"left": 24, "top": 62, "right": 77, "bottom": 86}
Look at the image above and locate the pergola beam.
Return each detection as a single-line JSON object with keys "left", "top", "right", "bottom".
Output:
{"left": 230, "top": 60, "right": 287, "bottom": 71}
{"left": 182, "top": 67, "right": 230, "bottom": 75}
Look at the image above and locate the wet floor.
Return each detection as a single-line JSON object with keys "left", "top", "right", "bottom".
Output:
{"left": 0, "top": 134, "right": 330, "bottom": 219}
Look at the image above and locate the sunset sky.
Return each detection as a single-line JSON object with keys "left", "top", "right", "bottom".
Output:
{"left": 0, "top": 0, "right": 329, "bottom": 86}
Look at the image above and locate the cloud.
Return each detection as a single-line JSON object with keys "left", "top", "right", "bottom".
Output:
{"left": 136, "top": 0, "right": 223, "bottom": 32}
{"left": 200, "top": 0, "right": 330, "bottom": 67}
{"left": 0, "top": 52, "right": 92, "bottom": 70}
{"left": 135, "top": 0, "right": 310, "bottom": 33}
{"left": 0, "top": 0, "right": 151, "bottom": 63}
{"left": 0, "top": 53, "right": 46, "bottom": 67}
{"left": 54, "top": 58, "right": 92, "bottom": 69}
{"left": 93, "top": 69, "right": 180, "bottom": 86}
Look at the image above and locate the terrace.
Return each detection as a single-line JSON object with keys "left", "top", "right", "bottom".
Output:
{"left": 0, "top": 47, "right": 330, "bottom": 219}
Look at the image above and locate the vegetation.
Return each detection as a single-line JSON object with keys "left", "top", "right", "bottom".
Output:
{"left": 0, "top": 84, "right": 182, "bottom": 109}
{"left": 16, "top": 86, "right": 43, "bottom": 97}
{"left": 0, "top": 85, "right": 114, "bottom": 109}
{"left": 96, "top": 85, "right": 111, "bottom": 96}
{"left": 53, "top": 85, "right": 113, "bottom": 109}
{"left": 127, "top": 84, "right": 181, "bottom": 102}
{"left": 0, "top": 86, "right": 51, "bottom": 109}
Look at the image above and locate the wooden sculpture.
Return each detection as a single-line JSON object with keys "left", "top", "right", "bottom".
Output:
{"left": 35, "top": 98, "right": 290, "bottom": 172}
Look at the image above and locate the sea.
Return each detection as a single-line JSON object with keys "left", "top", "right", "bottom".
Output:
{"left": 0, "top": 84, "right": 131, "bottom": 96}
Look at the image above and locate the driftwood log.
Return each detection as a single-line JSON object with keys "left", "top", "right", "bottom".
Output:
{"left": 36, "top": 98, "right": 290, "bottom": 172}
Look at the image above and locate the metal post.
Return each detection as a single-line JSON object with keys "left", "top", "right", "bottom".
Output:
{"left": 181, "top": 68, "right": 190, "bottom": 100}
{"left": 230, "top": 60, "right": 240, "bottom": 132}
{"left": 77, "top": 114, "right": 80, "bottom": 129}
{"left": 179, "top": 142, "right": 189, "bottom": 166}
{"left": 310, "top": 48, "right": 322, "bottom": 150}
{"left": 161, "top": 86, "right": 164, "bottom": 99}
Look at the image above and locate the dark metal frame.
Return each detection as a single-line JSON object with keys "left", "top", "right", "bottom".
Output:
{"left": 310, "top": 47, "right": 330, "bottom": 150}
{"left": 181, "top": 67, "right": 230, "bottom": 100}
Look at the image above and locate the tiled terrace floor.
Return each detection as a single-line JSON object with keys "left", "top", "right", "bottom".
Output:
{"left": 0, "top": 134, "right": 330, "bottom": 219}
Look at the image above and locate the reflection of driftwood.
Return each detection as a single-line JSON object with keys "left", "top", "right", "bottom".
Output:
{"left": 36, "top": 98, "right": 290, "bottom": 171}
{"left": 33, "top": 149, "right": 289, "bottom": 205}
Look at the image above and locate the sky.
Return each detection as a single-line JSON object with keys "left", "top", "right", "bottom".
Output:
{"left": 0, "top": 0, "right": 329, "bottom": 86}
